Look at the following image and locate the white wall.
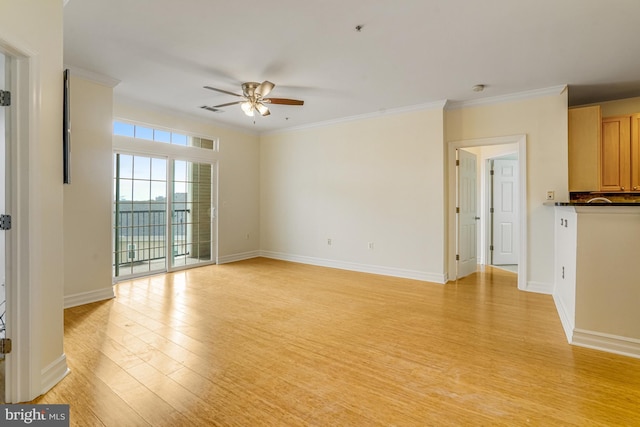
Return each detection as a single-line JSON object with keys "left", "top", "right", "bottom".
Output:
{"left": 446, "top": 91, "right": 569, "bottom": 292}
{"left": 0, "top": 0, "right": 66, "bottom": 400}
{"left": 260, "top": 107, "right": 447, "bottom": 282}
{"left": 261, "top": 91, "right": 568, "bottom": 289}
{"left": 63, "top": 75, "right": 115, "bottom": 306}
{"left": 113, "top": 102, "right": 261, "bottom": 263}
{"left": 553, "top": 206, "right": 577, "bottom": 342}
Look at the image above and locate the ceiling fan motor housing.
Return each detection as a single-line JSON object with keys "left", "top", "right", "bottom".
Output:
{"left": 242, "top": 82, "right": 260, "bottom": 98}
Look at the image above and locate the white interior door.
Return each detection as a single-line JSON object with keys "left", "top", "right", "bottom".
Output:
{"left": 457, "top": 149, "right": 478, "bottom": 278}
{"left": 492, "top": 158, "right": 519, "bottom": 265}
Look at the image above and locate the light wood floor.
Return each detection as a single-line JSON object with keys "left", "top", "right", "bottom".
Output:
{"left": 32, "top": 258, "right": 640, "bottom": 426}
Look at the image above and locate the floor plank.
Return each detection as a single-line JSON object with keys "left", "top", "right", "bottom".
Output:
{"left": 31, "top": 258, "right": 640, "bottom": 426}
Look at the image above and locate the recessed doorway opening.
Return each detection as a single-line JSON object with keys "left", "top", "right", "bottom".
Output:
{"left": 448, "top": 135, "right": 527, "bottom": 290}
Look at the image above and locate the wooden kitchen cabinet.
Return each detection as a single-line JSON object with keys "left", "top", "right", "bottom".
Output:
{"left": 568, "top": 106, "right": 600, "bottom": 191}
{"left": 601, "top": 115, "right": 630, "bottom": 191}
{"left": 600, "top": 113, "right": 640, "bottom": 191}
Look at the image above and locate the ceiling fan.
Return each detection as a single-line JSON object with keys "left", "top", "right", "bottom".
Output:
{"left": 201, "top": 81, "right": 304, "bottom": 117}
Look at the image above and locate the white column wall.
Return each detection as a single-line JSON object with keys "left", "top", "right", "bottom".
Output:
{"left": 0, "top": 0, "right": 66, "bottom": 400}
{"left": 63, "top": 75, "right": 115, "bottom": 306}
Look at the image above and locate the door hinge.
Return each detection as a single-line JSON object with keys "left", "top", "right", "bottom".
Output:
{"left": 0, "top": 90, "right": 10, "bottom": 107}
{"left": 0, "top": 338, "right": 12, "bottom": 354}
{"left": 456, "top": 207, "right": 460, "bottom": 214}
{"left": 490, "top": 169, "right": 494, "bottom": 175}
{"left": 456, "top": 254, "right": 460, "bottom": 261}
{"left": 490, "top": 245, "right": 494, "bottom": 251}
{"left": 490, "top": 207, "right": 494, "bottom": 214}
{"left": 456, "top": 159, "right": 460, "bottom": 166}
{"left": 0, "top": 214, "right": 11, "bottom": 230}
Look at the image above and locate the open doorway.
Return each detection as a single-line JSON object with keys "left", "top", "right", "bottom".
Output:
{"left": 457, "top": 146, "right": 519, "bottom": 277}
{"left": 449, "top": 135, "right": 527, "bottom": 290}
{"left": 0, "top": 34, "right": 46, "bottom": 403}
{"left": 0, "top": 49, "right": 6, "bottom": 404}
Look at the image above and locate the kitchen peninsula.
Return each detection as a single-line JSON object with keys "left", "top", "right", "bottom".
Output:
{"left": 550, "top": 201, "right": 640, "bottom": 358}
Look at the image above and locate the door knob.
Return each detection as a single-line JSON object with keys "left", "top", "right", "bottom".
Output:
{"left": 474, "top": 216, "right": 481, "bottom": 220}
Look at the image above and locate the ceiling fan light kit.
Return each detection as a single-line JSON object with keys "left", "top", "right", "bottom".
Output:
{"left": 240, "top": 101, "right": 254, "bottom": 116}
{"left": 203, "top": 80, "right": 304, "bottom": 118}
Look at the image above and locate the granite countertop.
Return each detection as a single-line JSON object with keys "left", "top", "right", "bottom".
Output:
{"left": 545, "top": 201, "right": 640, "bottom": 206}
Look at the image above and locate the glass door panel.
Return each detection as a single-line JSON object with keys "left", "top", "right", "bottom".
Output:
{"left": 171, "top": 160, "right": 212, "bottom": 267}
{"left": 114, "top": 154, "right": 167, "bottom": 278}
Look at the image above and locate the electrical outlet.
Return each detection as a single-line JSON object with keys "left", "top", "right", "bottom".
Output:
{"left": 368, "top": 242, "right": 374, "bottom": 250}
{"left": 546, "top": 191, "right": 554, "bottom": 200}
{"left": 327, "top": 238, "right": 332, "bottom": 246}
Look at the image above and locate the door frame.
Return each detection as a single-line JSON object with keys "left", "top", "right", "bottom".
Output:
{"left": 448, "top": 135, "right": 527, "bottom": 290}
{"left": 0, "top": 36, "right": 41, "bottom": 401}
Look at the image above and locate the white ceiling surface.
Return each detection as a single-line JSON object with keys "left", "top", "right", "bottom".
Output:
{"left": 63, "top": 0, "right": 640, "bottom": 133}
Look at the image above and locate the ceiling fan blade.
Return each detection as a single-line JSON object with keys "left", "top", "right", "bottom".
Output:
{"left": 203, "top": 86, "right": 243, "bottom": 97}
{"left": 256, "top": 102, "right": 270, "bottom": 116}
{"left": 212, "top": 101, "right": 243, "bottom": 108}
{"left": 264, "top": 98, "right": 304, "bottom": 106}
{"left": 200, "top": 105, "right": 223, "bottom": 113}
{"left": 255, "top": 80, "right": 275, "bottom": 97}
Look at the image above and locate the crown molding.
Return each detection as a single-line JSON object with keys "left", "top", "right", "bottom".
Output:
{"left": 263, "top": 99, "right": 448, "bottom": 136}
{"left": 64, "top": 65, "right": 120, "bottom": 88}
{"left": 445, "top": 85, "right": 567, "bottom": 110}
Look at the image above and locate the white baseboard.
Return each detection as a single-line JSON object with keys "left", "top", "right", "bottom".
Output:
{"left": 64, "top": 286, "right": 115, "bottom": 309}
{"left": 572, "top": 329, "right": 640, "bottom": 360}
{"left": 217, "top": 251, "right": 261, "bottom": 264}
{"left": 552, "top": 293, "right": 574, "bottom": 343}
{"left": 260, "top": 251, "right": 446, "bottom": 283}
{"left": 524, "top": 281, "right": 553, "bottom": 295}
{"left": 41, "top": 353, "right": 70, "bottom": 395}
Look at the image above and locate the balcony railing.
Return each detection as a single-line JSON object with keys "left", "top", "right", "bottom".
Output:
{"left": 114, "top": 208, "right": 189, "bottom": 266}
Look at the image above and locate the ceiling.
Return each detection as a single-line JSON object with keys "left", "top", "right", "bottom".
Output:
{"left": 63, "top": 0, "right": 640, "bottom": 134}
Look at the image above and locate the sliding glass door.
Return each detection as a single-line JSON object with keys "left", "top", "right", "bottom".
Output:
{"left": 114, "top": 154, "right": 215, "bottom": 279}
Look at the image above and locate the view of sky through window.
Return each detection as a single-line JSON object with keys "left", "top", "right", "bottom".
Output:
{"left": 113, "top": 121, "right": 216, "bottom": 150}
